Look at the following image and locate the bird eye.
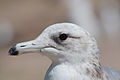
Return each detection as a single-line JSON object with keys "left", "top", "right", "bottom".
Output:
{"left": 59, "top": 33, "right": 68, "bottom": 41}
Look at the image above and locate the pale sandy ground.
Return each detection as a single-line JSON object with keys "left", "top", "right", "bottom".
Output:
{"left": 0, "top": 0, "right": 120, "bottom": 80}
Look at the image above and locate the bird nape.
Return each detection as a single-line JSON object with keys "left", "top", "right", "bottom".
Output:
{"left": 9, "top": 23, "right": 120, "bottom": 80}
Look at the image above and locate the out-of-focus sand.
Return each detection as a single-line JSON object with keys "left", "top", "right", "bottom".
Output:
{"left": 0, "top": 0, "right": 120, "bottom": 80}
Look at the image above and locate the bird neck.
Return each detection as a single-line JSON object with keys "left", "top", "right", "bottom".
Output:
{"left": 51, "top": 51, "right": 107, "bottom": 79}
{"left": 51, "top": 59, "right": 107, "bottom": 80}
{"left": 53, "top": 50, "right": 101, "bottom": 66}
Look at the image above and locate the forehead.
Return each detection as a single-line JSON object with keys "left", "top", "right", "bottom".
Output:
{"left": 43, "top": 23, "right": 87, "bottom": 36}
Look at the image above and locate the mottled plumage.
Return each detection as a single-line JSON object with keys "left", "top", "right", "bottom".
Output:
{"left": 9, "top": 23, "right": 120, "bottom": 80}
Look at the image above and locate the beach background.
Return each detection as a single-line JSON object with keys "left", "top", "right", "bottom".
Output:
{"left": 0, "top": 0, "right": 120, "bottom": 80}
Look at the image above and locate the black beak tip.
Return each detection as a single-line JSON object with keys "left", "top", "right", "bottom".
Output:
{"left": 8, "top": 46, "right": 19, "bottom": 56}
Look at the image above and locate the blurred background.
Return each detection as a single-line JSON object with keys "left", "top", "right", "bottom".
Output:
{"left": 0, "top": 0, "right": 120, "bottom": 80}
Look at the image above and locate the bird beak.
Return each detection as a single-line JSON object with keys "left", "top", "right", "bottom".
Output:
{"left": 8, "top": 39, "right": 46, "bottom": 56}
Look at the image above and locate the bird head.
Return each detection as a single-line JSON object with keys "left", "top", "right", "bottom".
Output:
{"left": 9, "top": 23, "right": 99, "bottom": 63}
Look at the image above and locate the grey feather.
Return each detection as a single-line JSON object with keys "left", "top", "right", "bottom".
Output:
{"left": 103, "top": 67, "right": 120, "bottom": 80}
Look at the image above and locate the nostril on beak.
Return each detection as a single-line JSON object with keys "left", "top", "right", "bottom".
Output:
{"left": 20, "top": 45, "right": 26, "bottom": 47}
{"left": 8, "top": 46, "right": 19, "bottom": 55}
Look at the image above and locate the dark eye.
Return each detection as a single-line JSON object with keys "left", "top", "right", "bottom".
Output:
{"left": 59, "top": 33, "right": 68, "bottom": 41}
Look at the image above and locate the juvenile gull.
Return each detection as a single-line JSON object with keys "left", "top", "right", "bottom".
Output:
{"left": 9, "top": 23, "right": 120, "bottom": 80}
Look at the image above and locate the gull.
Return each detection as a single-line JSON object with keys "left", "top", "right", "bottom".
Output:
{"left": 9, "top": 23, "right": 120, "bottom": 80}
